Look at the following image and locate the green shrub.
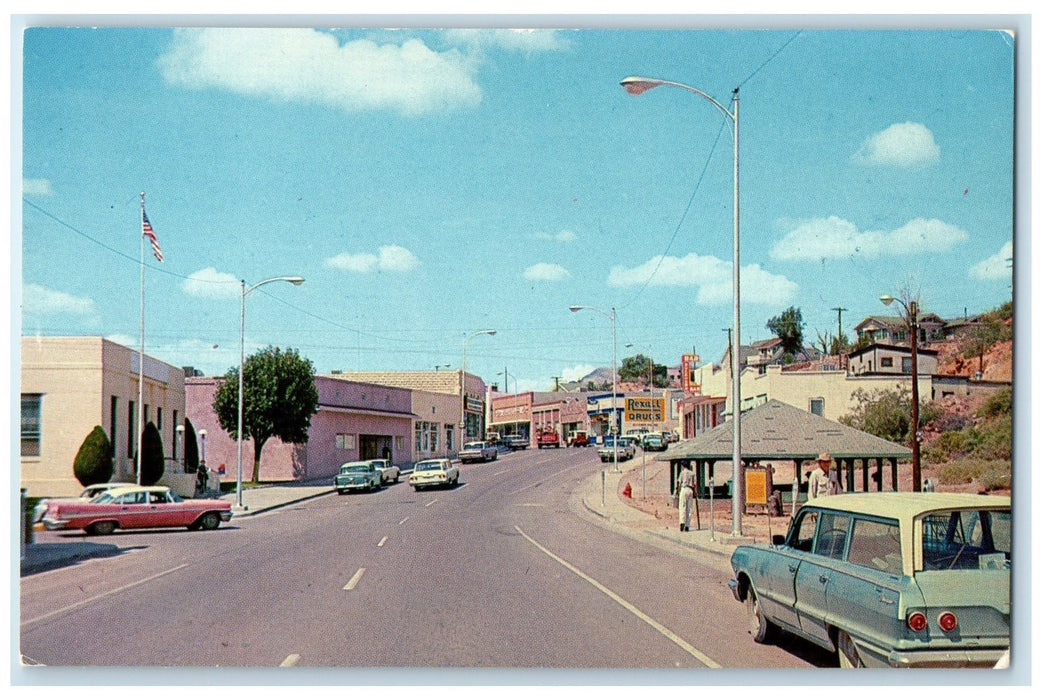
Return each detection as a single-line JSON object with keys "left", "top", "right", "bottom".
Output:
{"left": 139, "top": 421, "right": 165, "bottom": 486}
{"left": 184, "top": 417, "right": 200, "bottom": 473}
{"left": 978, "top": 387, "right": 1012, "bottom": 419}
{"left": 938, "top": 458, "right": 1011, "bottom": 491}
{"left": 73, "top": 426, "right": 114, "bottom": 487}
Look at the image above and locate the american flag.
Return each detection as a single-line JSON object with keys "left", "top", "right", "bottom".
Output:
{"left": 142, "top": 210, "right": 163, "bottom": 262}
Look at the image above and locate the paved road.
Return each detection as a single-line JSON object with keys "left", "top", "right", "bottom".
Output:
{"left": 20, "top": 447, "right": 831, "bottom": 670}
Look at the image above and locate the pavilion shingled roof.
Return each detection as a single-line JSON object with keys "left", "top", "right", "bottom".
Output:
{"left": 657, "top": 399, "right": 912, "bottom": 463}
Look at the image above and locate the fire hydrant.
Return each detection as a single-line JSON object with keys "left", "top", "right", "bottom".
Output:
{"left": 622, "top": 482, "right": 632, "bottom": 498}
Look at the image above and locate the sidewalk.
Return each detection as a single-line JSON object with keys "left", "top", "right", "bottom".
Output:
{"left": 576, "top": 464, "right": 755, "bottom": 562}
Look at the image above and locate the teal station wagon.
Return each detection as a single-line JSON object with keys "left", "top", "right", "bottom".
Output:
{"left": 729, "top": 493, "right": 1010, "bottom": 668}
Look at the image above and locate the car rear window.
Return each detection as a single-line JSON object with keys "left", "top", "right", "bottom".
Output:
{"left": 846, "top": 518, "right": 902, "bottom": 574}
{"left": 921, "top": 509, "right": 1011, "bottom": 571}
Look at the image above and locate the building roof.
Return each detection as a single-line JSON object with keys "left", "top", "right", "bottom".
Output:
{"left": 848, "top": 342, "right": 940, "bottom": 359}
{"left": 656, "top": 399, "right": 912, "bottom": 462}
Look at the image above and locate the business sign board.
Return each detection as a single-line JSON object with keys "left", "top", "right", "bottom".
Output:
{"left": 681, "top": 354, "right": 699, "bottom": 394}
{"left": 624, "top": 397, "right": 665, "bottom": 424}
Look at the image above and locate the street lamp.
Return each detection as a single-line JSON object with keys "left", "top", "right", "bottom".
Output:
{"left": 461, "top": 330, "right": 496, "bottom": 445}
{"left": 497, "top": 368, "right": 514, "bottom": 394}
{"left": 570, "top": 305, "right": 619, "bottom": 472}
{"left": 621, "top": 74, "right": 744, "bottom": 537}
{"left": 237, "top": 276, "right": 305, "bottom": 510}
{"left": 881, "top": 294, "right": 922, "bottom": 492}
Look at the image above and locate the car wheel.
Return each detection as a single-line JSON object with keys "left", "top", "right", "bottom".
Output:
{"left": 86, "top": 521, "right": 116, "bottom": 536}
{"left": 198, "top": 512, "right": 221, "bottom": 531}
{"left": 337, "top": 489, "right": 346, "bottom": 495}
{"left": 394, "top": 475, "right": 399, "bottom": 483}
{"left": 746, "top": 587, "right": 776, "bottom": 644}
{"left": 836, "top": 630, "right": 863, "bottom": 668}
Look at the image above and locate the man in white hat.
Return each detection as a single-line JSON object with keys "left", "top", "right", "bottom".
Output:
{"left": 808, "top": 452, "right": 833, "bottom": 500}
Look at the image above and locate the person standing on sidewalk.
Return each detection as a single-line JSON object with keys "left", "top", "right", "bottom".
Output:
{"left": 675, "top": 462, "right": 696, "bottom": 532}
{"left": 808, "top": 452, "right": 833, "bottom": 500}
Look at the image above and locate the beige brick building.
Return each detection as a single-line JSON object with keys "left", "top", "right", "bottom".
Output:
{"left": 20, "top": 337, "right": 187, "bottom": 497}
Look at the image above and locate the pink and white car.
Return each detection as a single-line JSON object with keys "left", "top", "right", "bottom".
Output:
{"left": 42, "top": 485, "right": 232, "bottom": 535}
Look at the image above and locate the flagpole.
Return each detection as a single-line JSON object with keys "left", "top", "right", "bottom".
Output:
{"left": 138, "top": 192, "right": 145, "bottom": 486}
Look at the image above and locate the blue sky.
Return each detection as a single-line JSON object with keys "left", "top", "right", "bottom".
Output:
{"left": 17, "top": 24, "right": 1016, "bottom": 392}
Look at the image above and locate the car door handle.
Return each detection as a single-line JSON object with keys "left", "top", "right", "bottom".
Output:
{"left": 879, "top": 595, "right": 896, "bottom": 605}
{"left": 789, "top": 565, "right": 798, "bottom": 573}
{"left": 819, "top": 575, "right": 829, "bottom": 584}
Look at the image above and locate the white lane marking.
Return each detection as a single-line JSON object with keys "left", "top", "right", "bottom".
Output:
{"left": 509, "top": 464, "right": 587, "bottom": 496}
{"left": 343, "top": 567, "right": 366, "bottom": 591}
{"left": 457, "top": 482, "right": 469, "bottom": 490}
{"left": 398, "top": 517, "right": 410, "bottom": 525}
{"left": 22, "top": 564, "right": 189, "bottom": 627}
{"left": 280, "top": 653, "right": 301, "bottom": 667}
{"left": 493, "top": 470, "right": 508, "bottom": 477}
{"left": 514, "top": 526, "right": 722, "bottom": 669}
{"left": 424, "top": 499, "right": 439, "bottom": 507}
{"left": 377, "top": 536, "right": 388, "bottom": 547}
{"left": 516, "top": 503, "right": 547, "bottom": 507}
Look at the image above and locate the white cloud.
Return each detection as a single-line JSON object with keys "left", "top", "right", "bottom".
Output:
{"left": 523, "top": 262, "right": 570, "bottom": 281}
{"left": 443, "top": 29, "right": 569, "bottom": 52}
{"left": 22, "top": 283, "right": 97, "bottom": 317}
{"left": 105, "top": 334, "right": 234, "bottom": 376}
{"left": 854, "top": 122, "right": 940, "bottom": 167}
{"left": 23, "top": 178, "right": 54, "bottom": 196}
{"left": 535, "top": 229, "right": 577, "bottom": 243}
{"left": 970, "top": 240, "right": 1013, "bottom": 280}
{"left": 325, "top": 245, "right": 420, "bottom": 273}
{"left": 769, "top": 216, "right": 968, "bottom": 261}
{"left": 182, "top": 267, "right": 242, "bottom": 298}
{"left": 607, "top": 253, "right": 796, "bottom": 306}
{"left": 158, "top": 28, "right": 482, "bottom": 116}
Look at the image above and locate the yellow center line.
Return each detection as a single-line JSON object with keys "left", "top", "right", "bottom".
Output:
{"left": 514, "top": 526, "right": 721, "bottom": 668}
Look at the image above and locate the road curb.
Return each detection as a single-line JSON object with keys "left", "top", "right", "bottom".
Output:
{"left": 230, "top": 488, "right": 336, "bottom": 517}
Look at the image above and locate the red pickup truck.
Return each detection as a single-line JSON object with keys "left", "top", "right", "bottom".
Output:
{"left": 536, "top": 428, "right": 561, "bottom": 449}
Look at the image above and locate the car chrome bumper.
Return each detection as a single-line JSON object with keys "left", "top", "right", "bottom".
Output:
{"left": 219, "top": 511, "right": 233, "bottom": 522}
{"left": 887, "top": 648, "right": 1009, "bottom": 669}
{"left": 42, "top": 518, "right": 70, "bottom": 530}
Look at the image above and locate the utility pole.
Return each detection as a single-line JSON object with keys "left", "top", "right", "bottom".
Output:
{"left": 831, "top": 306, "right": 848, "bottom": 352}
{"left": 552, "top": 376, "right": 561, "bottom": 392}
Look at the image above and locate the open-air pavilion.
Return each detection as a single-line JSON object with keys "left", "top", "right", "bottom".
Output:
{"left": 657, "top": 399, "right": 913, "bottom": 499}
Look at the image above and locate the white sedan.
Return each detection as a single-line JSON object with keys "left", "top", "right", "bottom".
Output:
{"left": 409, "top": 459, "right": 460, "bottom": 491}
{"left": 370, "top": 459, "right": 400, "bottom": 484}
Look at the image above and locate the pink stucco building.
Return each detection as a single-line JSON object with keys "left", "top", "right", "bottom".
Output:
{"left": 186, "top": 375, "right": 415, "bottom": 483}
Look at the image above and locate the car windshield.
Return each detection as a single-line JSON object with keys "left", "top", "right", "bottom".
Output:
{"left": 463, "top": 443, "right": 482, "bottom": 449}
{"left": 371, "top": 460, "right": 387, "bottom": 468}
{"left": 920, "top": 508, "right": 1011, "bottom": 570}
{"left": 343, "top": 465, "right": 371, "bottom": 473}
{"left": 415, "top": 462, "right": 443, "bottom": 472}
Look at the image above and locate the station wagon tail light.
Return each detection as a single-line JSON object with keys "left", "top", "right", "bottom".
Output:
{"left": 938, "top": 611, "right": 958, "bottom": 633}
{"left": 907, "top": 612, "right": 928, "bottom": 632}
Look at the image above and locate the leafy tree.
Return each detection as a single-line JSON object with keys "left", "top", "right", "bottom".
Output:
{"left": 213, "top": 346, "right": 319, "bottom": 483}
{"left": 139, "top": 421, "right": 165, "bottom": 486}
{"left": 978, "top": 387, "right": 1012, "bottom": 419}
{"left": 766, "top": 306, "right": 805, "bottom": 356}
{"left": 73, "top": 426, "right": 114, "bottom": 487}
{"left": 183, "top": 417, "right": 200, "bottom": 473}
{"left": 619, "top": 354, "right": 669, "bottom": 387}
{"left": 839, "top": 386, "right": 939, "bottom": 446}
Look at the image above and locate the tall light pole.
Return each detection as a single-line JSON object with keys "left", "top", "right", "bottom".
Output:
{"left": 621, "top": 75, "right": 743, "bottom": 536}
{"left": 237, "top": 276, "right": 304, "bottom": 509}
{"left": 570, "top": 305, "right": 619, "bottom": 472}
{"left": 881, "top": 294, "right": 922, "bottom": 492}
{"left": 461, "top": 330, "right": 496, "bottom": 445}
{"left": 497, "top": 368, "right": 514, "bottom": 394}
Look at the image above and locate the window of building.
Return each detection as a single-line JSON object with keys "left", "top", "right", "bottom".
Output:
{"left": 903, "top": 357, "right": 913, "bottom": 373}
{"left": 21, "top": 394, "right": 42, "bottom": 457}
{"left": 394, "top": 435, "right": 405, "bottom": 453}
{"left": 881, "top": 357, "right": 894, "bottom": 368}
{"left": 445, "top": 425, "right": 455, "bottom": 452}
{"left": 809, "top": 398, "right": 824, "bottom": 416}
{"left": 110, "top": 396, "right": 119, "bottom": 458}
{"left": 430, "top": 423, "right": 440, "bottom": 452}
{"left": 172, "top": 410, "right": 179, "bottom": 460}
{"left": 336, "top": 433, "right": 356, "bottom": 450}
{"left": 415, "top": 423, "right": 423, "bottom": 453}
{"left": 128, "top": 400, "right": 136, "bottom": 458}
{"left": 156, "top": 407, "right": 163, "bottom": 431}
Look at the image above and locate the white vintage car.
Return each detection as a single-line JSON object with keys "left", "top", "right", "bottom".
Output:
{"left": 408, "top": 459, "right": 460, "bottom": 491}
{"left": 370, "top": 459, "right": 400, "bottom": 484}
{"left": 459, "top": 441, "right": 498, "bottom": 463}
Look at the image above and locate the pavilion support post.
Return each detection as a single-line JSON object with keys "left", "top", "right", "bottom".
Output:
{"left": 846, "top": 459, "right": 855, "bottom": 494}
{"left": 861, "top": 458, "right": 869, "bottom": 492}
{"left": 890, "top": 458, "right": 899, "bottom": 492}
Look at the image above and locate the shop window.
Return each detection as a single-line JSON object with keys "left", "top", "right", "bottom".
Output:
{"left": 21, "top": 394, "right": 42, "bottom": 457}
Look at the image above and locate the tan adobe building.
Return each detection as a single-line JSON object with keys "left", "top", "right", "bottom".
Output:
{"left": 20, "top": 336, "right": 187, "bottom": 498}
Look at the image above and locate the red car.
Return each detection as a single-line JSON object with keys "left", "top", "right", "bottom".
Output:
{"left": 42, "top": 485, "right": 232, "bottom": 535}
